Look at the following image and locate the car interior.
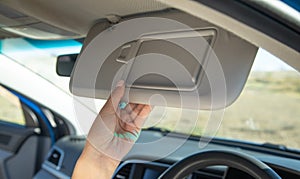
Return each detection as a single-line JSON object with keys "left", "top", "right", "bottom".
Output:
{"left": 0, "top": 0, "right": 299, "bottom": 179}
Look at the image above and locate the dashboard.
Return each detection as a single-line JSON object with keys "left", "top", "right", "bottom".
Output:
{"left": 33, "top": 131, "right": 300, "bottom": 179}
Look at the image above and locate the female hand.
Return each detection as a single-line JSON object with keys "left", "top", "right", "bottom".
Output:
{"left": 72, "top": 81, "right": 152, "bottom": 179}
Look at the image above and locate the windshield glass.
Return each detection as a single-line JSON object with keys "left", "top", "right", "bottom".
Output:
{"left": 0, "top": 38, "right": 299, "bottom": 150}
{"left": 146, "top": 48, "right": 300, "bottom": 150}
{"left": 0, "top": 38, "right": 81, "bottom": 92}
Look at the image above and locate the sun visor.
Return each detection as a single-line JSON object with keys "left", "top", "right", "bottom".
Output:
{"left": 70, "top": 11, "right": 258, "bottom": 110}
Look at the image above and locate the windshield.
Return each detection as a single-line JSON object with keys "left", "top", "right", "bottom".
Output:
{"left": 148, "top": 48, "right": 300, "bottom": 150}
{"left": 0, "top": 38, "right": 299, "bottom": 150}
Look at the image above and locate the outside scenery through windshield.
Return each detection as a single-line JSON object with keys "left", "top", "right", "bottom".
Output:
{"left": 0, "top": 39, "right": 299, "bottom": 149}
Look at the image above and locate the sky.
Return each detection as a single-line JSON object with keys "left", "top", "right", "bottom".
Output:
{"left": 252, "top": 48, "right": 295, "bottom": 71}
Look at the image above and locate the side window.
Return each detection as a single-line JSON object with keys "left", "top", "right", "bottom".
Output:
{"left": 0, "top": 85, "right": 26, "bottom": 126}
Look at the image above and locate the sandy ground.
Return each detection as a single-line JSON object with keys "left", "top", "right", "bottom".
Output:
{"left": 147, "top": 71, "right": 300, "bottom": 149}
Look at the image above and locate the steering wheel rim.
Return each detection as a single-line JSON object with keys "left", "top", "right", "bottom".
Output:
{"left": 158, "top": 150, "right": 281, "bottom": 179}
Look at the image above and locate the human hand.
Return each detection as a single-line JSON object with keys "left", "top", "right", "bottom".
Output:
{"left": 87, "top": 80, "right": 152, "bottom": 159}
{"left": 100, "top": 80, "right": 152, "bottom": 141}
{"left": 72, "top": 81, "right": 152, "bottom": 179}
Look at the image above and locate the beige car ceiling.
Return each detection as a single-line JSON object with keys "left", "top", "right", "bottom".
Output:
{"left": 0, "top": 0, "right": 299, "bottom": 71}
{"left": 0, "top": 0, "right": 168, "bottom": 38}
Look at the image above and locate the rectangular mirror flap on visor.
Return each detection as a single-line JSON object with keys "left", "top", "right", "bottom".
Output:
{"left": 69, "top": 12, "right": 258, "bottom": 110}
{"left": 126, "top": 29, "right": 216, "bottom": 91}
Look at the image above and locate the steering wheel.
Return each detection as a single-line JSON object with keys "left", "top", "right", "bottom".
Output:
{"left": 158, "top": 150, "right": 281, "bottom": 179}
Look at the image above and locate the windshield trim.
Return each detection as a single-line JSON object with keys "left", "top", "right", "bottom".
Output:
{"left": 251, "top": 0, "right": 300, "bottom": 28}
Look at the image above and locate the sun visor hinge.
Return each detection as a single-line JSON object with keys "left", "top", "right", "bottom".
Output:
{"left": 106, "top": 14, "right": 121, "bottom": 24}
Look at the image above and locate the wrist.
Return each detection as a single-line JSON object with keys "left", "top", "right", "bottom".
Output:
{"left": 72, "top": 141, "right": 119, "bottom": 179}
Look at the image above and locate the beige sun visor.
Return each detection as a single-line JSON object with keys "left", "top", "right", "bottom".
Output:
{"left": 70, "top": 11, "right": 258, "bottom": 110}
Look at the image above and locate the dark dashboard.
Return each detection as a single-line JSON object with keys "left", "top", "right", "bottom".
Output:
{"left": 33, "top": 131, "right": 300, "bottom": 179}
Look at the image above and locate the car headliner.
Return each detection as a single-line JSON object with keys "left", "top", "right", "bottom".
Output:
{"left": 0, "top": 0, "right": 299, "bottom": 71}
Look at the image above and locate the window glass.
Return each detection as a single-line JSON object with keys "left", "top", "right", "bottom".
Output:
{"left": 146, "top": 48, "right": 300, "bottom": 150}
{"left": 0, "top": 85, "right": 25, "bottom": 125}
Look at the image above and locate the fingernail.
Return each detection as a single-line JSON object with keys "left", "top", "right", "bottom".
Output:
{"left": 116, "top": 80, "right": 124, "bottom": 87}
{"left": 118, "top": 102, "right": 127, "bottom": 109}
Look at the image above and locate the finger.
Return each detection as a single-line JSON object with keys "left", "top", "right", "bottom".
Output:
{"left": 138, "top": 105, "right": 152, "bottom": 118}
{"left": 105, "top": 80, "right": 125, "bottom": 110}
{"left": 120, "top": 109, "right": 132, "bottom": 123}
{"left": 134, "top": 105, "right": 152, "bottom": 128}
{"left": 117, "top": 116, "right": 131, "bottom": 131}
{"left": 125, "top": 103, "right": 137, "bottom": 114}
{"left": 119, "top": 105, "right": 146, "bottom": 130}
{"left": 130, "top": 104, "right": 144, "bottom": 119}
